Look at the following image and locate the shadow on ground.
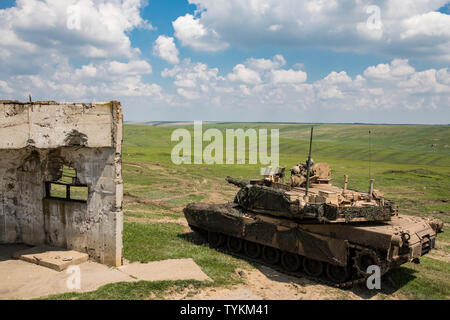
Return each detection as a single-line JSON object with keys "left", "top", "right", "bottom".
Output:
{"left": 0, "top": 244, "right": 31, "bottom": 262}
{"left": 178, "top": 230, "right": 419, "bottom": 299}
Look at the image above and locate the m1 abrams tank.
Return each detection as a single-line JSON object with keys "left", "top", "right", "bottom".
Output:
{"left": 183, "top": 129, "right": 444, "bottom": 287}
{"left": 184, "top": 168, "right": 443, "bottom": 286}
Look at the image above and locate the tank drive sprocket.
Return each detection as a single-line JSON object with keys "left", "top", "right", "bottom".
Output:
{"left": 352, "top": 248, "right": 383, "bottom": 277}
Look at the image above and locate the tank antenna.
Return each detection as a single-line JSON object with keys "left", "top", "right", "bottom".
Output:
{"left": 369, "top": 130, "right": 372, "bottom": 180}
{"left": 305, "top": 127, "right": 314, "bottom": 197}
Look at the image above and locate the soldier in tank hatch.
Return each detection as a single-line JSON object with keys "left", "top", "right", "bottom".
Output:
{"left": 290, "top": 159, "right": 316, "bottom": 187}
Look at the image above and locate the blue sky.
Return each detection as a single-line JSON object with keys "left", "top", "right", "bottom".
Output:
{"left": 0, "top": 0, "right": 449, "bottom": 124}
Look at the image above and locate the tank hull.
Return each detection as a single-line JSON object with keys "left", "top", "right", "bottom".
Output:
{"left": 184, "top": 202, "right": 438, "bottom": 284}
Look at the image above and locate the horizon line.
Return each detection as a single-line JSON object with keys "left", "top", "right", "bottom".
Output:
{"left": 124, "top": 120, "right": 450, "bottom": 126}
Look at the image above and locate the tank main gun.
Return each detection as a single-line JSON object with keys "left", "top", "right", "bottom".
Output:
{"left": 226, "top": 176, "right": 249, "bottom": 188}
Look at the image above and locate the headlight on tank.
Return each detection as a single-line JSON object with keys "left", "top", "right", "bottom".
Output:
{"left": 401, "top": 232, "right": 411, "bottom": 243}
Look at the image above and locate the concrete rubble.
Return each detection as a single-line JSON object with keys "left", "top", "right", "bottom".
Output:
{"left": 12, "top": 245, "right": 89, "bottom": 272}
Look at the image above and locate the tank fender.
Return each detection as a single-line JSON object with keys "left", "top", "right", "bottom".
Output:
{"left": 243, "top": 220, "right": 349, "bottom": 266}
{"left": 203, "top": 212, "right": 244, "bottom": 237}
{"left": 292, "top": 230, "right": 349, "bottom": 266}
{"left": 184, "top": 203, "right": 245, "bottom": 237}
{"left": 244, "top": 220, "right": 277, "bottom": 245}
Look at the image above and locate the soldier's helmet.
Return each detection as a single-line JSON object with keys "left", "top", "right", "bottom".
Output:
{"left": 291, "top": 166, "right": 301, "bottom": 175}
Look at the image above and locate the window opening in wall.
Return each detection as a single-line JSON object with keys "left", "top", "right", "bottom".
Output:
{"left": 45, "top": 165, "right": 88, "bottom": 202}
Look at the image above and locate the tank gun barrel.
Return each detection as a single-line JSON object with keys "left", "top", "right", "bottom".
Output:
{"left": 226, "top": 176, "right": 249, "bottom": 188}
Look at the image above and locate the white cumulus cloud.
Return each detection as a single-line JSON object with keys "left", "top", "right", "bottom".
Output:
{"left": 174, "top": 0, "right": 450, "bottom": 62}
{"left": 153, "top": 36, "right": 180, "bottom": 64}
{"left": 271, "top": 69, "right": 307, "bottom": 84}
{"left": 227, "top": 64, "right": 262, "bottom": 84}
{"left": 108, "top": 60, "right": 152, "bottom": 75}
{"left": 0, "top": 0, "right": 162, "bottom": 103}
{"left": 173, "top": 14, "right": 229, "bottom": 52}
{"left": 161, "top": 56, "right": 450, "bottom": 120}
{"left": 246, "top": 55, "right": 286, "bottom": 71}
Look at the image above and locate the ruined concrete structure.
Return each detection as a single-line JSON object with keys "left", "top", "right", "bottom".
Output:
{"left": 0, "top": 101, "right": 123, "bottom": 266}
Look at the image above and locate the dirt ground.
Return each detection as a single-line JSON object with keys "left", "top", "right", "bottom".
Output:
{"left": 167, "top": 265, "right": 410, "bottom": 300}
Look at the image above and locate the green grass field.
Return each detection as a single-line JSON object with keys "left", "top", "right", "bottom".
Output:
{"left": 46, "top": 123, "right": 450, "bottom": 300}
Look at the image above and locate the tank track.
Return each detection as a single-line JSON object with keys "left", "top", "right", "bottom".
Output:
{"left": 191, "top": 226, "right": 389, "bottom": 289}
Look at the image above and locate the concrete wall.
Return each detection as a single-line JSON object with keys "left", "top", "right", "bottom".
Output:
{"left": 0, "top": 101, "right": 123, "bottom": 266}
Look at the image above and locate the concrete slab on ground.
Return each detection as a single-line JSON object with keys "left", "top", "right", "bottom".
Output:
{"left": 119, "top": 259, "right": 212, "bottom": 282}
{"left": 12, "top": 245, "right": 89, "bottom": 271}
{"left": 0, "top": 245, "right": 211, "bottom": 300}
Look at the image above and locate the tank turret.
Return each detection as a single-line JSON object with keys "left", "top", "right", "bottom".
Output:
{"left": 226, "top": 165, "right": 397, "bottom": 223}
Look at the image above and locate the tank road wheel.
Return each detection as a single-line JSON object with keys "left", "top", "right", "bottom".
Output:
{"left": 244, "top": 241, "right": 261, "bottom": 259}
{"left": 262, "top": 246, "right": 280, "bottom": 265}
{"left": 326, "top": 264, "right": 351, "bottom": 284}
{"left": 303, "top": 258, "right": 324, "bottom": 277}
{"left": 353, "top": 249, "right": 381, "bottom": 277}
{"left": 208, "top": 232, "right": 225, "bottom": 248}
{"left": 227, "top": 236, "right": 243, "bottom": 253}
{"left": 281, "top": 252, "right": 302, "bottom": 272}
